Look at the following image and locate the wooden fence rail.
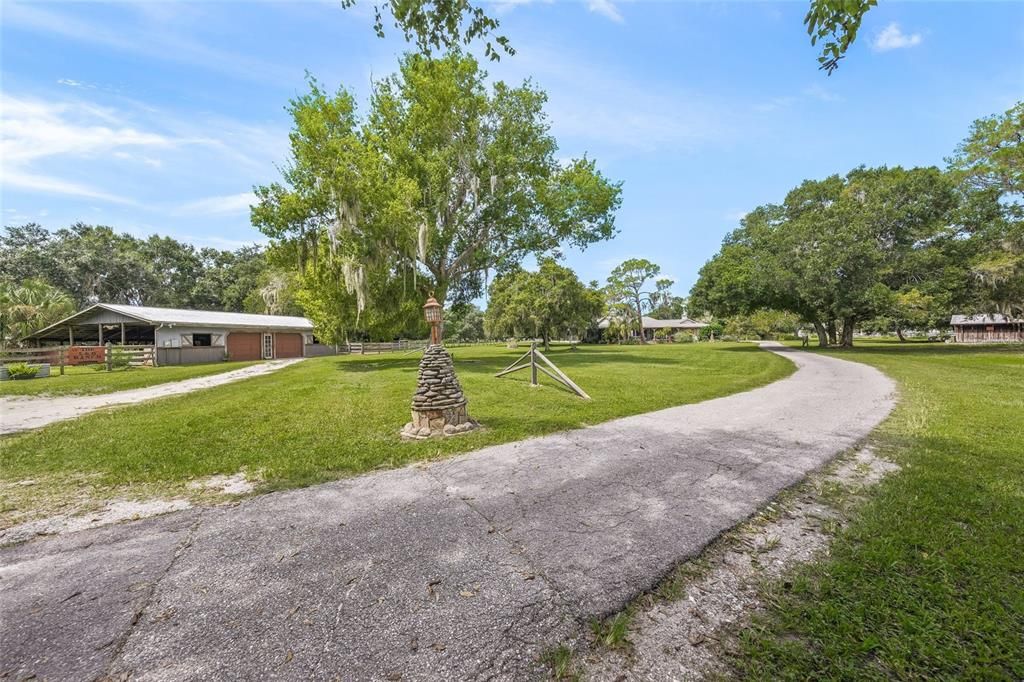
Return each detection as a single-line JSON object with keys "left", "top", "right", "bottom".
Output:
{"left": 347, "top": 339, "right": 429, "bottom": 354}
{"left": 0, "top": 343, "right": 158, "bottom": 376}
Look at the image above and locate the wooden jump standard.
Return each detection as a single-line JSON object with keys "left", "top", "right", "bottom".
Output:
{"left": 495, "top": 342, "right": 591, "bottom": 400}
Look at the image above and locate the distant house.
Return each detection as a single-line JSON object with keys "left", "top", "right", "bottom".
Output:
{"left": 950, "top": 314, "right": 1024, "bottom": 344}
{"left": 29, "top": 303, "right": 322, "bottom": 364}
{"left": 597, "top": 315, "right": 708, "bottom": 342}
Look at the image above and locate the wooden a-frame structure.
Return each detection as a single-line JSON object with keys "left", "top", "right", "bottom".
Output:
{"left": 495, "top": 342, "right": 591, "bottom": 400}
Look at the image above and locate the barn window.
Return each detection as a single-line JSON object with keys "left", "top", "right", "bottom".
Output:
{"left": 192, "top": 333, "right": 213, "bottom": 347}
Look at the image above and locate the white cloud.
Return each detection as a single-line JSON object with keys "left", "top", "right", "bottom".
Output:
{"left": 0, "top": 95, "right": 181, "bottom": 203}
{"left": 4, "top": 2, "right": 296, "bottom": 85}
{"left": 802, "top": 83, "right": 842, "bottom": 103}
{"left": 754, "top": 83, "right": 843, "bottom": 114}
{"left": 587, "top": 0, "right": 623, "bottom": 23}
{"left": 754, "top": 96, "right": 796, "bottom": 113}
{"left": 0, "top": 90, "right": 285, "bottom": 212}
{"left": 177, "top": 192, "right": 257, "bottom": 216}
{"left": 57, "top": 78, "right": 96, "bottom": 89}
{"left": 1, "top": 96, "right": 174, "bottom": 166}
{"left": 872, "top": 23, "right": 922, "bottom": 52}
{"left": 3, "top": 171, "right": 136, "bottom": 204}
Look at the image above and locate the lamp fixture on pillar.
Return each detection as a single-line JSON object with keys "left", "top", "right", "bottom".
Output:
{"left": 423, "top": 295, "right": 442, "bottom": 345}
{"left": 401, "top": 294, "right": 479, "bottom": 440}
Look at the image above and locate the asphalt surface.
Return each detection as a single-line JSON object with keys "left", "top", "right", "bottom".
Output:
{"left": 0, "top": 359, "right": 303, "bottom": 434}
{"left": 0, "top": 344, "right": 896, "bottom": 680}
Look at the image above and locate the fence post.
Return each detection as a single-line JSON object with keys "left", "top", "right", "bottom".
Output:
{"left": 105, "top": 342, "right": 113, "bottom": 372}
{"left": 59, "top": 346, "right": 65, "bottom": 376}
{"left": 530, "top": 343, "right": 538, "bottom": 386}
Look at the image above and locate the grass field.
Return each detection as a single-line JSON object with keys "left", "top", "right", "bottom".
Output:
{"left": 0, "top": 342, "right": 792, "bottom": 527}
{"left": 0, "top": 360, "right": 261, "bottom": 397}
{"left": 736, "top": 341, "right": 1024, "bottom": 679}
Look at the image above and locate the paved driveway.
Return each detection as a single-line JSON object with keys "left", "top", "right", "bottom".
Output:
{"left": 0, "top": 345, "right": 896, "bottom": 680}
{"left": 0, "top": 359, "right": 303, "bottom": 434}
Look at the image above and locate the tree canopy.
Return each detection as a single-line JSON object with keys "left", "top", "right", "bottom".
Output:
{"left": 605, "top": 258, "right": 662, "bottom": 344}
{"left": 691, "top": 105, "right": 1023, "bottom": 345}
{"left": 691, "top": 166, "right": 978, "bottom": 346}
{"left": 804, "top": 0, "right": 877, "bottom": 74}
{"left": 342, "top": 0, "right": 879, "bottom": 75}
{"left": 253, "top": 53, "right": 621, "bottom": 341}
{"left": 0, "top": 223, "right": 277, "bottom": 315}
{"left": 485, "top": 258, "right": 603, "bottom": 350}
{"left": 0, "top": 279, "right": 74, "bottom": 348}
{"left": 340, "top": 0, "right": 513, "bottom": 61}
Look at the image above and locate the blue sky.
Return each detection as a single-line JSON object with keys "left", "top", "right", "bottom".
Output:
{"left": 2, "top": 1, "right": 1022, "bottom": 295}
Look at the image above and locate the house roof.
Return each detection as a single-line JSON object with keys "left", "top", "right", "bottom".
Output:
{"left": 950, "top": 314, "right": 1021, "bottom": 325}
{"left": 597, "top": 316, "right": 708, "bottom": 330}
{"left": 30, "top": 303, "right": 313, "bottom": 337}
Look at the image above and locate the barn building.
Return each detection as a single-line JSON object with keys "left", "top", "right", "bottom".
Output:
{"left": 29, "top": 303, "right": 319, "bottom": 364}
{"left": 950, "top": 314, "right": 1024, "bottom": 344}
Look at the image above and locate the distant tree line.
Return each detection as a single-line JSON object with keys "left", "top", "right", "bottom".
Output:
{"left": 690, "top": 102, "right": 1023, "bottom": 347}
{"left": 0, "top": 222, "right": 288, "bottom": 345}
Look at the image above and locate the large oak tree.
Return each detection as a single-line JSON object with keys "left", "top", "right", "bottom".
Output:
{"left": 252, "top": 53, "right": 621, "bottom": 340}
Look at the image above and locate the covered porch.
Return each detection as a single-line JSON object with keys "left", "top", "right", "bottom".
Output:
{"left": 30, "top": 308, "right": 156, "bottom": 347}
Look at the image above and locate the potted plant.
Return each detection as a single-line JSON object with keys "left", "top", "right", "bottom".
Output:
{"left": 5, "top": 363, "right": 40, "bottom": 380}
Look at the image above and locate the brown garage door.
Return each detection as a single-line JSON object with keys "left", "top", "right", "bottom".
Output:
{"left": 227, "top": 332, "right": 262, "bottom": 361}
{"left": 275, "top": 333, "right": 303, "bottom": 359}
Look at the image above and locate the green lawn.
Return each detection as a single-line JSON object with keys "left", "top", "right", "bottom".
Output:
{"left": 0, "top": 342, "right": 792, "bottom": 526}
{"left": 737, "top": 341, "right": 1024, "bottom": 679}
{"left": 0, "top": 360, "right": 261, "bottom": 397}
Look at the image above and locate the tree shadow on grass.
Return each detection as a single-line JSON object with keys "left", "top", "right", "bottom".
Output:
{"left": 812, "top": 344, "right": 1020, "bottom": 358}
{"left": 331, "top": 345, "right": 698, "bottom": 373}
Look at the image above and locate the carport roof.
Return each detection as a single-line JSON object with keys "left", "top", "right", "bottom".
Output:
{"left": 30, "top": 303, "right": 314, "bottom": 337}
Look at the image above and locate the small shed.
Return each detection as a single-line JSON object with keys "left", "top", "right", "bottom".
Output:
{"left": 950, "top": 314, "right": 1024, "bottom": 344}
{"left": 29, "top": 303, "right": 320, "bottom": 364}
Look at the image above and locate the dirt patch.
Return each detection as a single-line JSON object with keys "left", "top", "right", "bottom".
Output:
{"left": 575, "top": 447, "right": 899, "bottom": 681}
{"left": 187, "top": 472, "right": 256, "bottom": 495}
{"left": 0, "top": 498, "right": 193, "bottom": 547}
{"left": 0, "top": 471, "right": 259, "bottom": 546}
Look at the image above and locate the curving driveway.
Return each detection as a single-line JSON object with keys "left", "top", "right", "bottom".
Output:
{"left": 0, "top": 344, "right": 896, "bottom": 680}
{"left": 0, "top": 359, "right": 304, "bottom": 435}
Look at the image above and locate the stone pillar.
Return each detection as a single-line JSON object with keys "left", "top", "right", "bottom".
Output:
{"left": 401, "top": 345, "right": 479, "bottom": 440}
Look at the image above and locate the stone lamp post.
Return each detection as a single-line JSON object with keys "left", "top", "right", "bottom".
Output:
{"left": 401, "top": 295, "right": 479, "bottom": 440}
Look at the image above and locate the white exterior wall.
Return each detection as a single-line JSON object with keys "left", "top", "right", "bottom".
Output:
{"left": 155, "top": 326, "right": 230, "bottom": 348}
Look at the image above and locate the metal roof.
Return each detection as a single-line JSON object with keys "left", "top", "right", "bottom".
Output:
{"left": 31, "top": 303, "right": 313, "bottom": 337}
{"left": 950, "top": 314, "right": 1021, "bottom": 325}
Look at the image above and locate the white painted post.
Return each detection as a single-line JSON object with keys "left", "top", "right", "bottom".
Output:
{"left": 120, "top": 322, "right": 125, "bottom": 345}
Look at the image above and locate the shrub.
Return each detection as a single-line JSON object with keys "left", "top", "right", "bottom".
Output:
{"left": 6, "top": 362, "right": 39, "bottom": 380}
{"left": 111, "top": 347, "right": 132, "bottom": 370}
{"left": 92, "top": 347, "right": 133, "bottom": 371}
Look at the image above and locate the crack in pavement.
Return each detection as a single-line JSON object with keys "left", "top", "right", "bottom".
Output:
{"left": 105, "top": 509, "right": 206, "bottom": 677}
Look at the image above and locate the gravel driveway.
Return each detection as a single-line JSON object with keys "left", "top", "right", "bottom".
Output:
{"left": 0, "top": 359, "right": 304, "bottom": 435}
{"left": 0, "top": 344, "right": 896, "bottom": 680}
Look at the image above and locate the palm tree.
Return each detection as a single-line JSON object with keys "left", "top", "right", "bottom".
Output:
{"left": 0, "top": 280, "right": 74, "bottom": 348}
